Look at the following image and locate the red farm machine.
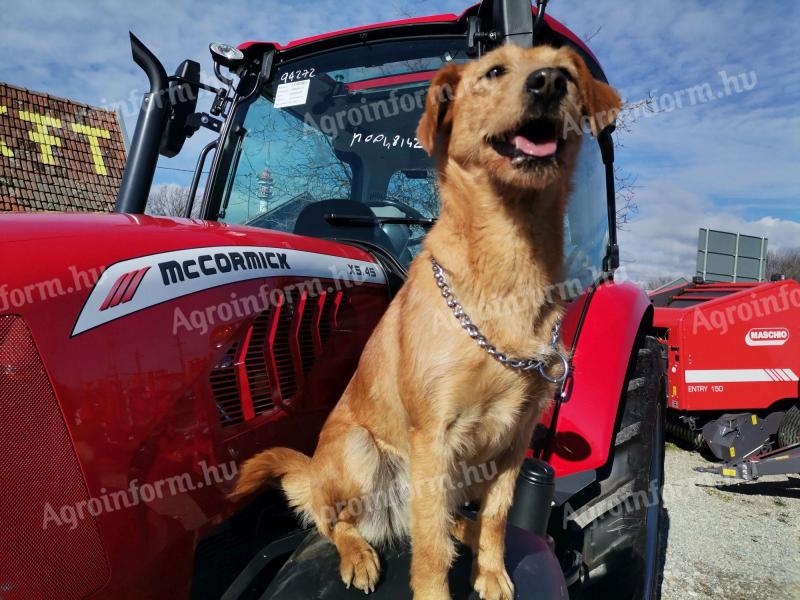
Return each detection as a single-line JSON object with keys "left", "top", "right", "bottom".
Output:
{"left": 651, "top": 278, "right": 800, "bottom": 480}
{"left": 1, "top": 2, "right": 666, "bottom": 599}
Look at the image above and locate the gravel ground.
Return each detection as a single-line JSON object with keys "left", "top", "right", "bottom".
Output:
{"left": 660, "top": 443, "right": 800, "bottom": 599}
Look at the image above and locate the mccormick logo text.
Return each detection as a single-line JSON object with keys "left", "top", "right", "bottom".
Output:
{"left": 158, "top": 251, "right": 291, "bottom": 286}
{"left": 745, "top": 327, "right": 790, "bottom": 347}
{"left": 72, "top": 245, "right": 384, "bottom": 336}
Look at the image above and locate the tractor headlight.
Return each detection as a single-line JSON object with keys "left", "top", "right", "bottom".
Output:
{"left": 209, "top": 42, "right": 244, "bottom": 68}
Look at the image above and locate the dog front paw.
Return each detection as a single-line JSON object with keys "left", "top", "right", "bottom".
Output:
{"left": 473, "top": 567, "right": 514, "bottom": 600}
{"left": 339, "top": 540, "right": 381, "bottom": 593}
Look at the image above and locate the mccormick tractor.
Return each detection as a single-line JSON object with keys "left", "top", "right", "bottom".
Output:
{"left": 0, "top": 1, "right": 665, "bottom": 598}
{"left": 651, "top": 278, "right": 800, "bottom": 480}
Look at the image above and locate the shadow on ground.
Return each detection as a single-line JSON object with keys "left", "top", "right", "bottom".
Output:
{"left": 702, "top": 475, "right": 800, "bottom": 500}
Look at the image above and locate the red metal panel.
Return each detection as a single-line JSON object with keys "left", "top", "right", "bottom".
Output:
{"left": 670, "top": 280, "right": 800, "bottom": 412}
{"left": 549, "top": 281, "right": 652, "bottom": 477}
{"left": 312, "top": 291, "right": 328, "bottom": 357}
{"left": 236, "top": 324, "right": 256, "bottom": 421}
{"left": 289, "top": 290, "right": 309, "bottom": 389}
{"left": 265, "top": 295, "right": 286, "bottom": 407}
{"left": 331, "top": 290, "right": 343, "bottom": 330}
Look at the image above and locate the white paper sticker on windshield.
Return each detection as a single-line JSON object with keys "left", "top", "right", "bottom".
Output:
{"left": 274, "top": 79, "right": 311, "bottom": 109}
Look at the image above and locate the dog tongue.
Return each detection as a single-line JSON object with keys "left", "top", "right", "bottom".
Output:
{"left": 513, "top": 135, "right": 556, "bottom": 158}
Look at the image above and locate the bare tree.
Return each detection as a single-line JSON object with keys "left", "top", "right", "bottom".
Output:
{"left": 644, "top": 275, "right": 687, "bottom": 291}
{"left": 146, "top": 184, "right": 190, "bottom": 217}
{"left": 615, "top": 93, "right": 657, "bottom": 137}
{"left": 582, "top": 26, "right": 603, "bottom": 44}
{"left": 614, "top": 168, "right": 640, "bottom": 229}
{"left": 613, "top": 93, "right": 656, "bottom": 228}
{"left": 766, "top": 248, "right": 800, "bottom": 281}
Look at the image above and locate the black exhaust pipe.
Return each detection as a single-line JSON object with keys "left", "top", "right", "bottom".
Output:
{"left": 115, "top": 33, "right": 170, "bottom": 214}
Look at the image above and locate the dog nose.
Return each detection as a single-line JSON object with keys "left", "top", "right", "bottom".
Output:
{"left": 525, "top": 68, "right": 567, "bottom": 102}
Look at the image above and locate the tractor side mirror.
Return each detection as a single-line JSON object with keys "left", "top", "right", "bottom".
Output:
{"left": 159, "top": 59, "right": 201, "bottom": 158}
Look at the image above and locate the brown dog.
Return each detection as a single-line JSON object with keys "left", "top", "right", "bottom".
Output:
{"left": 231, "top": 44, "right": 622, "bottom": 600}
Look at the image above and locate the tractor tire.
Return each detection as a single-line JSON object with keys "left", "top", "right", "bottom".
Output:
{"left": 569, "top": 336, "right": 665, "bottom": 600}
{"left": 777, "top": 405, "right": 800, "bottom": 448}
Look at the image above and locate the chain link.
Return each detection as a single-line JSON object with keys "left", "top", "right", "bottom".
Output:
{"left": 431, "top": 257, "right": 570, "bottom": 383}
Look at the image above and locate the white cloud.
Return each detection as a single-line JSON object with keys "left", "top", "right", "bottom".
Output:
{"left": 619, "top": 181, "right": 800, "bottom": 283}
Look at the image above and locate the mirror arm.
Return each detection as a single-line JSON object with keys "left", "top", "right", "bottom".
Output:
{"left": 214, "top": 62, "right": 235, "bottom": 87}
{"left": 185, "top": 112, "right": 222, "bottom": 136}
{"left": 167, "top": 75, "right": 223, "bottom": 96}
{"left": 599, "top": 125, "right": 619, "bottom": 274}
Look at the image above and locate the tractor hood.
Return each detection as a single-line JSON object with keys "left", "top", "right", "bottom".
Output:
{"left": 0, "top": 212, "right": 387, "bottom": 339}
{"left": 0, "top": 212, "right": 380, "bottom": 259}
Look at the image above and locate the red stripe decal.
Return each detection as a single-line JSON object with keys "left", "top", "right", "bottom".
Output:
{"left": 99, "top": 273, "right": 129, "bottom": 311}
{"left": 119, "top": 267, "right": 150, "bottom": 305}
{"left": 100, "top": 272, "right": 133, "bottom": 311}
{"left": 108, "top": 272, "right": 137, "bottom": 309}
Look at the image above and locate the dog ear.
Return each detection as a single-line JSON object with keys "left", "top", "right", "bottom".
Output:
{"left": 570, "top": 52, "right": 623, "bottom": 136}
{"left": 416, "top": 63, "right": 464, "bottom": 155}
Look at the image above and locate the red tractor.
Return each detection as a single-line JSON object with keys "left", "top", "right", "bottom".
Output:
{"left": 651, "top": 278, "right": 800, "bottom": 479}
{"left": 0, "top": 2, "right": 665, "bottom": 598}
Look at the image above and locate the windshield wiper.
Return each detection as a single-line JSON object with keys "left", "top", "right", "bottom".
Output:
{"left": 324, "top": 213, "right": 436, "bottom": 230}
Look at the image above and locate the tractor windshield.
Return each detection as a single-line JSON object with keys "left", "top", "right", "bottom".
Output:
{"left": 211, "top": 38, "right": 609, "bottom": 288}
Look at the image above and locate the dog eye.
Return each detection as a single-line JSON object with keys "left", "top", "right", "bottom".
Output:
{"left": 557, "top": 67, "right": 575, "bottom": 83}
{"left": 485, "top": 65, "right": 507, "bottom": 79}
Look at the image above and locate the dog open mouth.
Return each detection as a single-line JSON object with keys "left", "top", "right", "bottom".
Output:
{"left": 490, "top": 118, "right": 560, "bottom": 166}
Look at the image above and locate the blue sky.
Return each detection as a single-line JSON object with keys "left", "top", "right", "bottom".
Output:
{"left": 2, "top": 0, "right": 798, "bottom": 281}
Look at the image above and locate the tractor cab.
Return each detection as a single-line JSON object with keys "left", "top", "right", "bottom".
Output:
{"left": 118, "top": 0, "right": 617, "bottom": 295}
{"left": 212, "top": 35, "right": 610, "bottom": 292}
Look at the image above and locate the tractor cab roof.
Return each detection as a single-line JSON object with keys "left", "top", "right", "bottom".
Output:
{"left": 237, "top": 4, "right": 606, "bottom": 81}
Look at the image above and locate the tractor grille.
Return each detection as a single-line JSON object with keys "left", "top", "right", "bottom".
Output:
{"left": 210, "top": 289, "right": 343, "bottom": 428}
{"left": 0, "top": 315, "right": 110, "bottom": 598}
{"left": 211, "top": 343, "right": 244, "bottom": 426}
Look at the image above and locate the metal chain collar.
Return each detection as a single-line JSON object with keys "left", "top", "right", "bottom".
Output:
{"left": 431, "top": 257, "right": 570, "bottom": 384}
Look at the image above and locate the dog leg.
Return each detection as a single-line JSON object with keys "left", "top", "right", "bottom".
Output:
{"left": 470, "top": 462, "right": 518, "bottom": 600}
{"left": 408, "top": 432, "right": 455, "bottom": 600}
{"left": 332, "top": 506, "right": 381, "bottom": 593}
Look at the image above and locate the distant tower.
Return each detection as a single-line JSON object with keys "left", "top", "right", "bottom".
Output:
{"left": 257, "top": 167, "right": 273, "bottom": 214}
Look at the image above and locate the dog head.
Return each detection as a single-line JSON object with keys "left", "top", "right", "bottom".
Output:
{"left": 417, "top": 44, "right": 623, "bottom": 190}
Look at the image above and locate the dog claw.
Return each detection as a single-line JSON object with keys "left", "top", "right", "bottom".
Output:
{"left": 339, "top": 542, "right": 381, "bottom": 594}
{"left": 473, "top": 567, "right": 514, "bottom": 600}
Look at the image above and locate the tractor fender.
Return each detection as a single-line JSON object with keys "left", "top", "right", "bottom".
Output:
{"left": 549, "top": 280, "right": 654, "bottom": 477}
